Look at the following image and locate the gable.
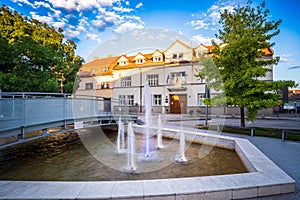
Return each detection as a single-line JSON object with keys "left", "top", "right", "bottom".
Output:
{"left": 133, "top": 53, "right": 146, "bottom": 61}
{"left": 165, "top": 40, "right": 193, "bottom": 54}
{"left": 117, "top": 55, "right": 128, "bottom": 62}
{"left": 195, "top": 44, "right": 209, "bottom": 53}
{"left": 152, "top": 50, "right": 163, "bottom": 57}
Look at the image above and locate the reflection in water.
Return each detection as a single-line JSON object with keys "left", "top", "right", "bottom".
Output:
{"left": 0, "top": 127, "right": 247, "bottom": 181}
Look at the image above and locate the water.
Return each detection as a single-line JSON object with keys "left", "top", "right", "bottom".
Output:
{"left": 116, "top": 118, "right": 125, "bottom": 153}
{"left": 176, "top": 130, "right": 188, "bottom": 163}
{"left": 144, "top": 82, "right": 152, "bottom": 157}
{"left": 126, "top": 122, "right": 136, "bottom": 172}
{"left": 156, "top": 114, "right": 164, "bottom": 149}
{"left": 0, "top": 127, "right": 248, "bottom": 181}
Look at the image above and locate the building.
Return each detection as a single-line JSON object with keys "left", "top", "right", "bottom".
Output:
{"left": 77, "top": 40, "right": 274, "bottom": 115}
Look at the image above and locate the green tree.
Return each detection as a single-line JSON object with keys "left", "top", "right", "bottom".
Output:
{"left": 196, "top": 1, "right": 296, "bottom": 127}
{"left": 0, "top": 5, "right": 83, "bottom": 93}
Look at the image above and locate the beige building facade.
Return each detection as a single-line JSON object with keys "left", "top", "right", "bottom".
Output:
{"left": 77, "top": 40, "right": 274, "bottom": 115}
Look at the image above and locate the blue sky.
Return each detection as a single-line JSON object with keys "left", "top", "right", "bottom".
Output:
{"left": 1, "top": 0, "right": 300, "bottom": 86}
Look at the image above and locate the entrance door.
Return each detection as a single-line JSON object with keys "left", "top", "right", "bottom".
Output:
{"left": 170, "top": 94, "right": 187, "bottom": 114}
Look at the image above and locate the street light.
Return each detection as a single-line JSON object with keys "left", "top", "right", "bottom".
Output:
{"left": 205, "top": 84, "right": 210, "bottom": 126}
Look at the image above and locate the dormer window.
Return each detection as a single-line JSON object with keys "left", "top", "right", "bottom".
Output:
{"left": 133, "top": 53, "right": 146, "bottom": 65}
{"left": 119, "top": 60, "right": 128, "bottom": 66}
{"left": 172, "top": 53, "right": 183, "bottom": 59}
{"left": 102, "top": 67, "right": 109, "bottom": 72}
{"left": 152, "top": 50, "right": 163, "bottom": 63}
{"left": 117, "top": 56, "right": 129, "bottom": 66}
{"left": 153, "top": 56, "right": 162, "bottom": 62}
{"left": 136, "top": 59, "right": 144, "bottom": 64}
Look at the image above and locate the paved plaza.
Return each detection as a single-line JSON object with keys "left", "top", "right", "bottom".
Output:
{"left": 163, "top": 114, "right": 300, "bottom": 199}
{"left": 0, "top": 114, "right": 299, "bottom": 199}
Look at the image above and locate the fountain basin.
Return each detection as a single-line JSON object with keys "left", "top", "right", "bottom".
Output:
{"left": 0, "top": 127, "right": 295, "bottom": 200}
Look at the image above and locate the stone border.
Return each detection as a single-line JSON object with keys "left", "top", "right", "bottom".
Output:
{"left": 0, "top": 127, "right": 295, "bottom": 200}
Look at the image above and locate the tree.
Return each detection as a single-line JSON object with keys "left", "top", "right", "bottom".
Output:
{"left": 196, "top": 1, "right": 296, "bottom": 127}
{"left": 0, "top": 5, "right": 83, "bottom": 93}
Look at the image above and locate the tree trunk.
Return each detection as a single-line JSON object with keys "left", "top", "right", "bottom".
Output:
{"left": 240, "top": 107, "right": 245, "bottom": 127}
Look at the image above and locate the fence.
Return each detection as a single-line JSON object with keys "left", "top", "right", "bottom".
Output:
{"left": 0, "top": 92, "right": 138, "bottom": 142}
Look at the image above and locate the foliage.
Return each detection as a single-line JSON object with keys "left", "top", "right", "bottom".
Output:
{"left": 0, "top": 5, "right": 83, "bottom": 93}
{"left": 196, "top": 1, "right": 296, "bottom": 127}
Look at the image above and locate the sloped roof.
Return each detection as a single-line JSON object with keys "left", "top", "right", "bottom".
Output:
{"left": 79, "top": 56, "right": 118, "bottom": 77}
{"left": 79, "top": 40, "right": 274, "bottom": 76}
{"left": 113, "top": 53, "right": 164, "bottom": 70}
{"left": 164, "top": 40, "right": 193, "bottom": 53}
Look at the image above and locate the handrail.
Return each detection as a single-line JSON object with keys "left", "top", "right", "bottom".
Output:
{"left": 0, "top": 92, "right": 121, "bottom": 103}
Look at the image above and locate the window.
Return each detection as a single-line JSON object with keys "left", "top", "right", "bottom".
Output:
{"left": 154, "top": 56, "right": 162, "bottom": 62}
{"left": 127, "top": 95, "right": 134, "bottom": 106}
{"left": 102, "top": 67, "right": 109, "bottom": 72}
{"left": 170, "top": 72, "right": 186, "bottom": 85}
{"left": 85, "top": 83, "right": 93, "bottom": 90}
{"left": 136, "top": 59, "right": 144, "bottom": 64}
{"left": 198, "top": 93, "right": 206, "bottom": 106}
{"left": 119, "top": 95, "right": 134, "bottom": 106}
{"left": 119, "top": 95, "right": 126, "bottom": 105}
{"left": 153, "top": 95, "right": 162, "bottom": 106}
{"left": 121, "top": 77, "right": 131, "bottom": 87}
{"left": 101, "top": 82, "right": 109, "bottom": 89}
{"left": 172, "top": 53, "right": 183, "bottom": 59}
{"left": 119, "top": 61, "right": 128, "bottom": 66}
{"left": 148, "top": 74, "right": 159, "bottom": 86}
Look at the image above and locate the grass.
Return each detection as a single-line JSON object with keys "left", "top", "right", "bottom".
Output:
{"left": 196, "top": 125, "right": 300, "bottom": 141}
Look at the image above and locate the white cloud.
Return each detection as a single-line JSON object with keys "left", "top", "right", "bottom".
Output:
{"left": 188, "top": 20, "right": 209, "bottom": 30}
{"left": 192, "top": 34, "right": 219, "bottom": 45}
{"left": 135, "top": 2, "right": 143, "bottom": 9}
{"left": 52, "top": 21, "right": 66, "bottom": 29}
{"left": 114, "top": 21, "right": 144, "bottom": 34}
{"left": 13, "top": 0, "right": 146, "bottom": 43}
{"left": 64, "top": 28, "right": 80, "bottom": 38}
{"left": 188, "top": 0, "right": 237, "bottom": 31}
{"left": 113, "top": 6, "right": 133, "bottom": 13}
{"left": 30, "top": 11, "right": 53, "bottom": 24}
{"left": 12, "top": 0, "right": 34, "bottom": 7}
{"left": 279, "top": 53, "right": 294, "bottom": 63}
{"left": 34, "top": 1, "right": 62, "bottom": 17}
{"left": 92, "top": 19, "right": 107, "bottom": 29}
{"left": 86, "top": 33, "right": 102, "bottom": 43}
{"left": 34, "top": 1, "right": 51, "bottom": 8}
{"left": 104, "top": 11, "right": 123, "bottom": 24}
{"left": 46, "top": 0, "right": 77, "bottom": 10}
{"left": 46, "top": 0, "right": 114, "bottom": 11}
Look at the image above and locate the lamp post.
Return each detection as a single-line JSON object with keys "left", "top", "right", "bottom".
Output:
{"left": 205, "top": 84, "right": 210, "bottom": 126}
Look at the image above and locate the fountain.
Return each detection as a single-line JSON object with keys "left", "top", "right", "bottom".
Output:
{"left": 175, "top": 126, "right": 188, "bottom": 163}
{"left": 127, "top": 122, "right": 136, "bottom": 172}
{"left": 156, "top": 114, "right": 164, "bottom": 149}
{"left": 116, "top": 118, "right": 125, "bottom": 153}
{"left": 144, "top": 82, "right": 152, "bottom": 157}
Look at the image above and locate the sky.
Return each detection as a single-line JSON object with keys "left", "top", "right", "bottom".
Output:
{"left": 1, "top": 0, "right": 300, "bottom": 86}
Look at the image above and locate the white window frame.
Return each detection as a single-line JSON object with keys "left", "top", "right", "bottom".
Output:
{"left": 119, "top": 95, "right": 126, "bottom": 105}
{"left": 170, "top": 71, "right": 186, "bottom": 85}
{"left": 153, "top": 56, "right": 162, "bottom": 62}
{"left": 148, "top": 74, "right": 159, "bottom": 86}
{"left": 127, "top": 95, "right": 134, "bottom": 106}
{"left": 121, "top": 77, "right": 131, "bottom": 87}
{"left": 85, "top": 83, "right": 93, "bottom": 90}
{"left": 198, "top": 93, "right": 206, "bottom": 106}
{"left": 153, "top": 94, "right": 162, "bottom": 106}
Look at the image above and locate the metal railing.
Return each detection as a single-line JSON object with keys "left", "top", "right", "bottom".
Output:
{"left": 0, "top": 92, "right": 138, "bottom": 145}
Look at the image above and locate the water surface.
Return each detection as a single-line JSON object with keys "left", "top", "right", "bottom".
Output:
{"left": 0, "top": 127, "right": 247, "bottom": 181}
